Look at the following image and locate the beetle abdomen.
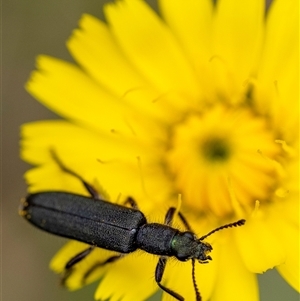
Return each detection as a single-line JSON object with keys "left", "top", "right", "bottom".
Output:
{"left": 21, "top": 192, "right": 147, "bottom": 253}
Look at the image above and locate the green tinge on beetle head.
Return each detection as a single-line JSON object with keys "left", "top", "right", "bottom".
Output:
{"left": 171, "top": 231, "right": 213, "bottom": 262}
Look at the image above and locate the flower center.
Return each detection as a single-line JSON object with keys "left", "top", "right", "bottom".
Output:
{"left": 201, "top": 137, "right": 231, "bottom": 162}
{"left": 166, "top": 104, "right": 280, "bottom": 218}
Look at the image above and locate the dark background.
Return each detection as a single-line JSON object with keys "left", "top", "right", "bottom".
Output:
{"left": 2, "top": 0, "right": 298, "bottom": 300}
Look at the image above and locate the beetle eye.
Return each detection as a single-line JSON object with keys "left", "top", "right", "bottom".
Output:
{"left": 176, "top": 254, "right": 190, "bottom": 261}
{"left": 183, "top": 231, "right": 196, "bottom": 239}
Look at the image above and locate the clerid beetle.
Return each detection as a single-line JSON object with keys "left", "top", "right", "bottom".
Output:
{"left": 19, "top": 152, "right": 246, "bottom": 301}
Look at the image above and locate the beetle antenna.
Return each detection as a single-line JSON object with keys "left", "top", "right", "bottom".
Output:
{"left": 192, "top": 259, "right": 201, "bottom": 301}
{"left": 198, "top": 219, "right": 246, "bottom": 241}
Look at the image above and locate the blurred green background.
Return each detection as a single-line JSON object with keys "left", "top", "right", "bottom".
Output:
{"left": 2, "top": 0, "right": 299, "bottom": 300}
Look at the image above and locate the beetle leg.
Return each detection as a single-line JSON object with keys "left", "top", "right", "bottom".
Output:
{"left": 50, "top": 149, "right": 101, "bottom": 199}
{"left": 81, "top": 181, "right": 101, "bottom": 200}
{"left": 62, "top": 249, "right": 125, "bottom": 287}
{"left": 61, "top": 246, "right": 95, "bottom": 286}
{"left": 65, "top": 246, "right": 95, "bottom": 269}
{"left": 82, "top": 253, "right": 125, "bottom": 284}
{"left": 176, "top": 211, "right": 193, "bottom": 232}
{"left": 123, "top": 196, "right": 139, "bottom": 209}
{"left": 164, "top": 207, "right": 177, "bottom": 226}
{"left": 155, "top": 256, "right": 184, "bottom": 301}
{"left": 164, "top": 207, "right": 193, "bottom": 232}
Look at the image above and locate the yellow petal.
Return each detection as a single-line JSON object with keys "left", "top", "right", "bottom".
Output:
{"left": 273, "top": 158, "right": 299, "bottom": 226}
{"left": 211, "top": 237, "right": 259, "bottom": 301}
{"left": 268, "top": 198, "right": 299, "bottom": 291}
{"left": 104, "top": 0, "right": 201, "bottom": 106}
{"left": 163, "top": 257, "right": 216, "bottom": 301}
{"left": 236, "top": 211, "right": 286, "bottom": 273}
{"left": 276, "top": 222, "right": 300, "bottom": 292}
{"left": 212, "top": 0, "right": 264, "bottom": 101}
{"left": 254, "top": 0, "right": 299, "bottom": 140}
{"left": 50, "top": 241, "right": 119, "bottom": 290}
{"left": 21, "top": 121, "right": 172, "bottom": 205}
{"left": 50, "top": 241, "right": 90, "bottom": 273}
{"left": 158, "top": 0, "right": 215, "bottom": 98}
{"left": 67, "top": 14, "right": 179, "bottom": 122}
{"left": 23, "top": 165, "right": 89, "bottom": 195}
{"left": 21, "top": 120, "right": 157, "bottom": 165}
{"left": 68, "top": 14, "right": 149, "bottom": 95}
{"left": 273, "top": 49, "right": 299, "bottom": 142}
{"left": 95, "top": 253, "right": 157, "bottom": 301}
{"left": 258, "top": 0, "right": 298, "bottom": 82}
{"left": 26, "top": 56, "right": 166, "bottom": 138}
{"left": 159, "top": 0, "right": 213, "bottom": 62}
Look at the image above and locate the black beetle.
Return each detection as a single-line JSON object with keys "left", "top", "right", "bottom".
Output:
{"left": 20, "top": 152, "right": 245, "bottom": 301}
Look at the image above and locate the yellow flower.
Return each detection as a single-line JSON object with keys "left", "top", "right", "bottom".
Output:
{"left": 21, "top": 0, "right": 299, "bottom": 300}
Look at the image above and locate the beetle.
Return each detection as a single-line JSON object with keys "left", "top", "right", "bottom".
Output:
{"left": 19, "top": 153, "right": 245, "bottom": 301}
